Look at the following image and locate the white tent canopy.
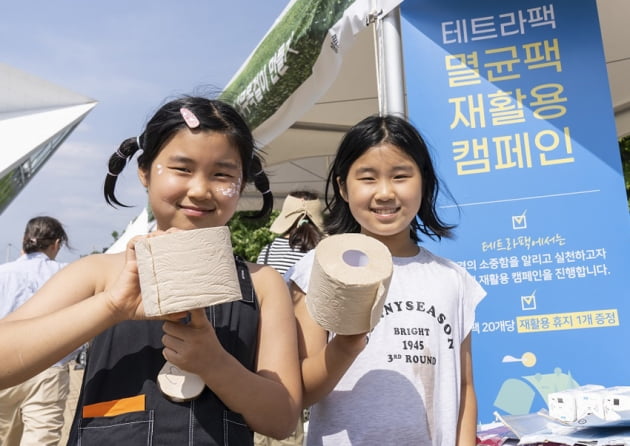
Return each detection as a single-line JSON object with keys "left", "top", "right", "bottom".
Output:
{"left": 239, "top": 26, "right": 378, "bottom": 209}
{"left": 232, "top": 0, "right": 391, "bottom": 210}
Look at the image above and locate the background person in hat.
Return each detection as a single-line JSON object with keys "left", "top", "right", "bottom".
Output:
{"left": 256, "top": 190, "right": 325, "bottom": 276}
{"left": 255, "top": 190, "right": 324, "bottom": 446}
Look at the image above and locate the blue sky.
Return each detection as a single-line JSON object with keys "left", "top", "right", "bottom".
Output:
{"left": 1, "top": 1, "right": 289, "bottom": 262}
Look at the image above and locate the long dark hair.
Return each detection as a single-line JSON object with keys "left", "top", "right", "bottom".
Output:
{"left": 103, "top": 96, "right": 273, "bottom": 219}
{"left": 324, "top": 114, "right": 455, "bottom": 242}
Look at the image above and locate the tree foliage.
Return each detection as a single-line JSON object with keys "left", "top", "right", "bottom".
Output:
{"left": 227, "top": 210, "right": 279, "bottom": 262}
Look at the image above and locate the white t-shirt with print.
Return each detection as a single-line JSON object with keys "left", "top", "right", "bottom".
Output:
{"left": 288, "top": 246, "right": 486, "bottom": 446}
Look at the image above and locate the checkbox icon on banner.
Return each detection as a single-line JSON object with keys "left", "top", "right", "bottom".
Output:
{"left": 512, "top": 210, "right": 527, "bottom": 230}
{"left": 521, "top": 291, "right": 536, "bottom": 311}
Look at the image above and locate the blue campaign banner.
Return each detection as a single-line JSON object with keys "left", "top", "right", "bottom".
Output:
{"left": 400, "top": 0, "right": 630, "bottom": 423}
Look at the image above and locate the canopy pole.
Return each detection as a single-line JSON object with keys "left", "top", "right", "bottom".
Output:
{"left": 380, "top": 6, "right": 407, "bottom": 118}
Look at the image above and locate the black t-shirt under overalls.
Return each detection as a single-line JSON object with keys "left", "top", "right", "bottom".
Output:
{"left": 68, "top": 256, "right": 259, "bottom": 445}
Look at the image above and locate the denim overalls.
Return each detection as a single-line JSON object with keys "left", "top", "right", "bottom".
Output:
{"left": 68, "top": 256, "right": 259, "bottom": 445}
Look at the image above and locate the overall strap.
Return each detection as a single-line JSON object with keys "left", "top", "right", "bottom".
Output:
{"left": 206, "top": 255, "right": 259, "bottom": 371}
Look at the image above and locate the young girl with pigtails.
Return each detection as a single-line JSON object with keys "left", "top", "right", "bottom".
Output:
{"left": 0, "top": 96, "right": 302, "bottom": 445}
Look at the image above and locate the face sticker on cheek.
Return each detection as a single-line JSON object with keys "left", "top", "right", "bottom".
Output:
{"left": 156, "top": 164, "right": 164, "bottom": 175}
{"left": 215, "top": 176, "right": 242, "bottom": 198}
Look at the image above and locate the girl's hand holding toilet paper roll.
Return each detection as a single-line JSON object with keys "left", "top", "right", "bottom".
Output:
{"left": 306, "top": 233, "right": 393, "bottom": 335}
{"left": 135, "top": 227, "right": 242, "bottom": 401}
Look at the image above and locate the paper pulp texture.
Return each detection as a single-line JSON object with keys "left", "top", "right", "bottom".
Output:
{"left": 135, "top": 226, "right": 241, "bottom": 317}
{"left": 307, "top": 233, "right": 393, "bottom": 335}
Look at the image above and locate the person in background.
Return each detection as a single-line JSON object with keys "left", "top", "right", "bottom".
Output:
{"left": 0, "top": 216, "right": 73, "bottom": 446}
{"left": 257, "top": 190, "right": 325, "bottom": 275}
{"left": 287, "top": 115, "right": 487, "bottom": 445}
{"left": 255, "top": 191, "right": 324, "bottom": 446}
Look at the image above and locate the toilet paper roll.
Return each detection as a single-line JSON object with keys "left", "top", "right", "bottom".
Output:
{"left": 135, "top": 226, "right": 242, "bottom": 317}
{"left": 306, "top": 233, "right": 393, "bottom": 335}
